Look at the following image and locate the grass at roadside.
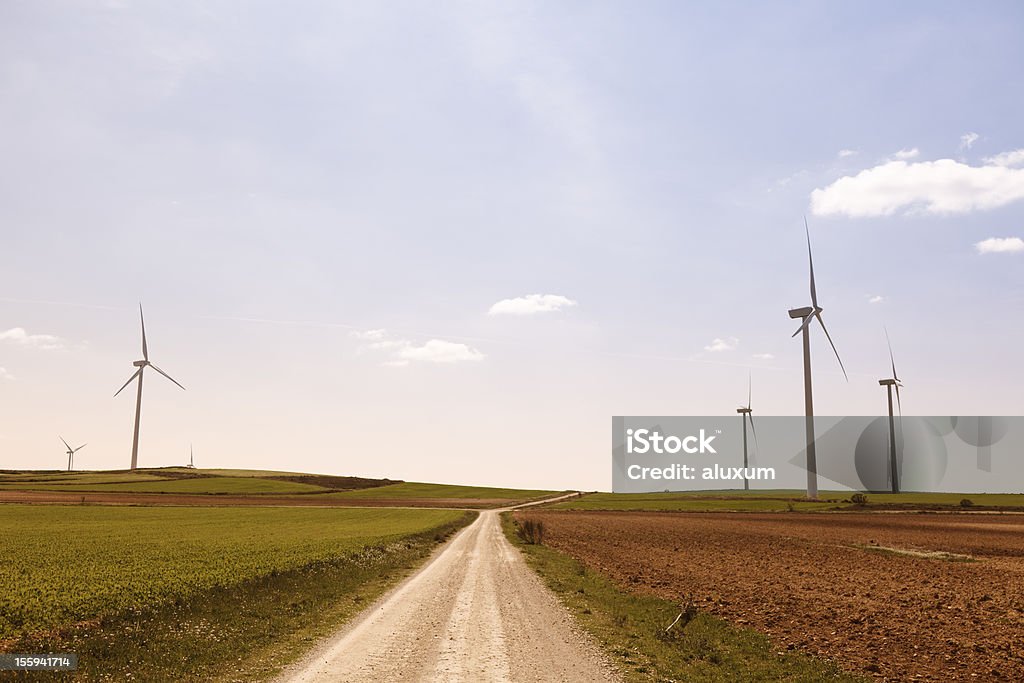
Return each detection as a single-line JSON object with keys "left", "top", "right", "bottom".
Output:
{"left": 501, "top": 513, "right": 865, "bottom": 682}
{"left": 3, "top": 509, "right": 474, "bottom": 682}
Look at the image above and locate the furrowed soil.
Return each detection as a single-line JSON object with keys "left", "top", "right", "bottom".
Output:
{"left": 517, "top": 511, "right": 1024, "bottom": 681}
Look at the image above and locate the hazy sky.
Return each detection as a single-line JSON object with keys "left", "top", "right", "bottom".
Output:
{"left": 2, "top": 1, "right": 1023, "bottom": 490}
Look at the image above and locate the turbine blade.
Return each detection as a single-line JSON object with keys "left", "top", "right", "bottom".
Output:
{"left": 74, "top": 443, "right": 87, "bottom": 452}
{"left": 791, "top": 313, "right": 814, "bottom": 338}
{"left": 885, "top": 327, "right": 899, "bottom": 382}
{"left": 150, "top": 364, "right": 186, "bottom": 391}
{"left": 805, "top": 217, "right": 819, "bottom": 309}
{"left": 815, "top": 312, "right": 848, "bottom": 381}
{"left": 747, "top": 372, "right": 752, "bottom": 411}
{"left": 59, "top": 436, "right": 71, "bottom": 450}
{"left": 114, "top": 369, "right": 142, "bottom": 397}
{"left": 140, "top": 304, "right": 149, "bottom": 361}
{"left": 748, "top": 413, "right": 758, "bottom": 449}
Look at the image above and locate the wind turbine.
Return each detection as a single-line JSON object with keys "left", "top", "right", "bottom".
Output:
{"left": 879, "top": 329, "right": 903, "bottom": 493}
{"left": 788, "top": 219, "right": 847, "bottom": 499}
{"left": 736, "top": 375, "right": 757, "bottom": 491}
{"left": 60, "top": 437, "right": 86, "bottom": 471}
{"left": 114, "top": 305, "right": 185, "bottom": 470}
{"left": 188, "top": 444, "right": 195, "bottom": 469}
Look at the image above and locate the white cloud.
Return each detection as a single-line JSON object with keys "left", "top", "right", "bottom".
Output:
{"left": 983, "top": 149, "right": 1024, "bottom": 168}
{"left": 487, "top": 294, "right": 577, "bottom": 316}
{"left": 810, "top": 158, "right": 1024, "bottom": 217}
{"left": 959, "top": 132, "right": 980, "bottom": 150}
{"left": 0, "top": 327, "right": 63, "bottom": 350}
{"left": 351, "top": 329, "right": 387, "bottom": 341}
{"left": 869, "top": 295, "right": 885, "bottom": 304}
{"left": 0, "top": 367, "right": 12, "bottom": 380}
{"left": 975, "top": 237, "right": 1024, "bottom": 254}
{"left": 395, "top": 339, "right": 485, "bottom": 364}
{"left": 838, "top": 149, "right": 858, "bottom": 158}
{"left": 752, "top": 353, "right": 774, "bottom": 360}
{"left": 704, "top": 337, "right": 738, "bottom": 353}
{"left": 891, "top": 148, "right": 920, "bottom": 160}
{"left": 354, "top": 329, "right": 485, "bottom": 365}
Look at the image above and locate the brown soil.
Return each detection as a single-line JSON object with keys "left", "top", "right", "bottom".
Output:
{"left": 517, "top": 510, "right": 1024, "bottom": 681}
{"left": 0, "top": 490, "right": 513, "bottom": 509}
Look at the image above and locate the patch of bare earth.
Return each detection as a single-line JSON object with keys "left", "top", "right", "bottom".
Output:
{"left": 520, "top": 510, "right": 1024, "bottom": 681}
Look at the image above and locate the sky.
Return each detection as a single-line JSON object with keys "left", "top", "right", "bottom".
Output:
{"left": 1, "top": 1, "right": 1023, "bottom": 490}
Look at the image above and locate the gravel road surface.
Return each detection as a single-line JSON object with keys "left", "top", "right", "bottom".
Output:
{"left": 278, "top": 508, "right": 618, "bottom": 682}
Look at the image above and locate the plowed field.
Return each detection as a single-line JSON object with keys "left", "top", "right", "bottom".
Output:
{"left": 517, "top": 511, "right": 1024, "bottom": 681}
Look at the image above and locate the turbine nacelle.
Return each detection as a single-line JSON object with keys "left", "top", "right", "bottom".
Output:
{"left": 878, "top": 378, "right": 900, "bottom": 386}
{"left": 788, "top": 305, "right": 816, "bottom": 319}
{"left": 736, "top": 407, "right": 752, "bottom": 414}
{"left": 133, "top": 360, "right": 148, "bottom": 367}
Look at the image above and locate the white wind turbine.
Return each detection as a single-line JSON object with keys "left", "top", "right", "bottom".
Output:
{"left": 114, "top": 305, "right": 185, "bottom": 470}
{"left": 879, "top": 328, "right": 904, "bottom": 493}
{"left": 60, "top": 437, "right": 86, "bottom": 471}
{"left": 736, "top": 375, "right": 757, "bottom": 491}
{"left": 788, "top": 219, "right": 847, "bottom": 499}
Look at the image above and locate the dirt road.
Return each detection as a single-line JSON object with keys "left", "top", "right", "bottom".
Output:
{"left": 278, "top": 508, "right": 618, "bottom": 682}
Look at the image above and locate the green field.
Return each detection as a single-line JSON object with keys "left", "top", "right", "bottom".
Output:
{"left": 553, "top": 493, "right": 835, "bottom": 512}
{"left": 552, "top": 490, "right": 1024, "bottom": 512}
{"left": 0, "top": 470, "right": 556, "bottom": 506}
{"left": 324, "top": 481, "right": 557, "bottom": 502}
{"left": 833, "top": 491, "right": 1024, "bottom": 506}
{"left": 0, "top": 476, "right": 329, "bottom": 494}
{"left": 0, "top": 471, "right": 167, "bottom": 484}
{"left": 0, "top": 505, "right": 465, "bottom": 640}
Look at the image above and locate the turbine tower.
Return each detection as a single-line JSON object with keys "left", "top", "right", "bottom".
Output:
{"left": 60, "top": 437, "right": 86, "bottom": 471}
{"left": 736, "top": 375, "right": 757, "bottom": 491}
{"left": 788, "top": 219, "right": 847, "bottom": 500}
{"left": 114, "top": 305, "right": 185, "bottom": 470}
{"left": 879, "top": 329, "right": 903, "bottom": 493}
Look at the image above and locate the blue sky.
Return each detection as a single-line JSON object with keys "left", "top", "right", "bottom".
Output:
{"left": 1, "top": 1, "right": 1022, "bottom": 489}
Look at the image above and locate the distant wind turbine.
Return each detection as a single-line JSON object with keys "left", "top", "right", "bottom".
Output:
{"left": 60, "top": 437, "right": 86, "bottom": 471}
{"left": 788, "top": 218, "right": 847, "bottom": 500}
{"left": 189, "top": 444, "right": 195, "bottom": 469}
{"left": 878, "top": 329, "right": 903, "bottom": 493}
{"left": 114, "top": 304, "right": 185, "bottom": 470}
{"left": 736, "top": 375, "right": 757, "bottom": 491}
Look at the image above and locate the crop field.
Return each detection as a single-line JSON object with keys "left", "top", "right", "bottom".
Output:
{"left": 515, "top": 509, "right": 1024, "bottom": 680}
{"left": 553, "top": 492, "right": 836, "bottom": 512}
{"left": 0, "top": 505, "right": 465, "bottom": 641}
{"left": 0, "top": 476, "right": 328, "bottom": 494}
{"left": 0, "top": 470, "right": 556, "bottom": 508}
{"left": 553, "top": 490, "right": 1024, "bottom": 511}
{"left": 0, "top": 471, "right": 167, "bottom": 484}
{"left": 323, "top": 481, "right": 558, "bottom": 507}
